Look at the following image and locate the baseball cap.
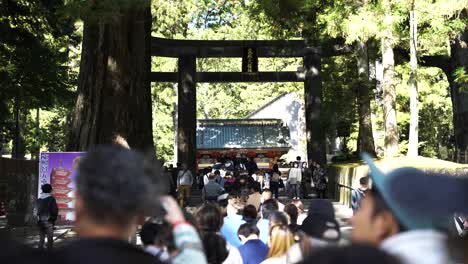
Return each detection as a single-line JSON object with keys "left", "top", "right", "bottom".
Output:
{"left": 301, "top": 200, "right": 341, "bottom": 241}
{"left": 361, "top": 153, "right": 468, "bottom": 230}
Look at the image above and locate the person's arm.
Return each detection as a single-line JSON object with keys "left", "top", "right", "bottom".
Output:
{"left": 49, "top": 197, "right": 59, "bottom": 223}
{"left": 190, "top": 171, "right": 194, "bottom": 186}
{"left": 161, "top": 196, "right": 207, "bottom": 264}
{"left": 351, "top": 190, "right": 357, "bottom": 211}
{"left": 176, "top": 171, "right": 181, "bottom": 188}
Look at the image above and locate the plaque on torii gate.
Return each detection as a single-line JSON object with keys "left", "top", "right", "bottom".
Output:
{"left": 150, "top": 38, "right": 325, "bottom": 173}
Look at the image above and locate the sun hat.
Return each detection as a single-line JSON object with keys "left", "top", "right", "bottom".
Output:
{"left": 361, "top": 153, "right": 468, "bottom": 230}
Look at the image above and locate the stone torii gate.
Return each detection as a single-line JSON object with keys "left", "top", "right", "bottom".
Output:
{"left": 150, "top": 38, "right": 325, "bottom": 172}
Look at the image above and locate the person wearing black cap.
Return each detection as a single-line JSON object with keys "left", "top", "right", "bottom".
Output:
{"left": 285, "top": 200, "right": 341, "bottom": 263}
{"left": 351, "top": 153, "right": 468, "bottom": 264}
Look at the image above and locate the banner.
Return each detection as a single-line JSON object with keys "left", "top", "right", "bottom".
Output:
{"left": 39, "top": 152, "right": 84, "bottom": 224}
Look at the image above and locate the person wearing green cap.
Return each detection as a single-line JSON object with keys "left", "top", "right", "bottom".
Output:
{"left": 350, "top": 153, "right": 468, "bottom": 264}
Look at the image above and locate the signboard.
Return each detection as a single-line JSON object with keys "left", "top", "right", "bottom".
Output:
{"left": 242, "top": 47, "right": 258, "bottom": 73}
{"left": 39, "top": 152, "right": 84, "bottom": 224}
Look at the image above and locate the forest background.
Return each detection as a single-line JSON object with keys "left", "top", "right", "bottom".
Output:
{"left": 1, "top": 0, "right": 467, "bottom": 163}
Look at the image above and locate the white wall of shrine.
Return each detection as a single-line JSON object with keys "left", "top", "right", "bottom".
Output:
{"left": 246, "top": 92, "right": 307, "bottom": 161}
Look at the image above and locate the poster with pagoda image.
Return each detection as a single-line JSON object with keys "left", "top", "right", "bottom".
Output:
{"left": 38, "top": 152, "right": 85, "bottom": 225}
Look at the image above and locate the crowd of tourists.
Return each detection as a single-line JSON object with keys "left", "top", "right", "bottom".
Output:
{"left": 163, "top": 155, "right": 328, "bottom": 208}
{"left": 1, "top": 145, "right": 468, "bottom": 264}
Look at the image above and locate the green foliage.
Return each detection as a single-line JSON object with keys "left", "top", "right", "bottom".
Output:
{"left": 453, "top": 67, "right": 468, "bottom": 93}
{"left": 0, "top": 0, "right": 77, "bottom": 157}
{"left": 63, "top": 0, "right": 150, "bottom": 22}
{"left": 394, "top": 64, "right": 453, "bottom": 157}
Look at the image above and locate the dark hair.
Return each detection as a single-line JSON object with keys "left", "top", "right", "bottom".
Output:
{"left": 196, "top": 203, "right": 224, "bottom": 232}
{"left": 214, "top": 170, "right": 220, "bottom": 175}
{"left": 359, "top": 177, "right": 369, "bottom": 186}
{"left": 243, "top": 204, "right": 258, "bottom": 220}
{"left": 41, "top": 184, "right": 52, "bottom": 193}
{"left": 296, "top": 156, "right": 301, "bottom": 161}
{"left": 208, "top": 173, "right": 216, "bottom": 180}
{"left": 140, "top": 221, "right": 175, "bottom": 250}
{"left": 250, "top": 181, "right": 261, "bottom": 192}
{"left": 284, "top": 204, "right": 298, "bottom": 224}
{"left": 76, "top": 145, "right": 161, "bottom": 227}
{"left": 370, "top": 188, "right": 406, "bottom": 232}
{"left": 272, "top": 164, "right": 280, "bottom": 173}
{"left": 261, "top": 199, "right": 279, "bottom": 219}
{"left": 300, "top": 244, "right": 402, "bottom": 264}
{"left": 238, "top": 223, "right": 260, "bottom": 237}
{"left": 269, "top": 211, "right": 289, "bottom": 227}
{"left": 202, "top": 233, "right": 229, "bottom": 264}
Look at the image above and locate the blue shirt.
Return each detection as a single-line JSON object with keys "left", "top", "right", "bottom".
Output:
{"left": 256, "top": 218, "right": 270, "bottom": 244}
{"left": 221, "top": 214, "right": 246, "bottom": 247}
{"left": 238, "top": 239, "right": 269, "bottom": 264}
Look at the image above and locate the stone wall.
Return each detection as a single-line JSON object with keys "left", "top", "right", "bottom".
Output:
{"left": 0, "top": 158, "right": 38, "bottom": 227}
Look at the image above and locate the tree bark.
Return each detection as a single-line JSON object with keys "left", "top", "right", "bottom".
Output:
{"left": 448, "top": 15, "right": 468, "bottom": 159}
{"left": 382, "top": 1, "right": 399, "bottom": 157}
{"left": 67, "top": 2, "right": 154, "bottom": 153}
{"left": 408, "top": 4, "right": 419, "bottom": 157}
{"left": 356, "top": 41, "right": 376, "bottom": 156}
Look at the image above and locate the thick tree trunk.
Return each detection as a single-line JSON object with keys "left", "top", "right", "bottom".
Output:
{"left": 67, "top": 3, "right": 154, "bottom": 153}
{"left": 382, "top": 2, "right": 399, "bottom": 157}
{"left": 408, "top": 5, "right": 419, "bottom": 157}
{"left": 448, "top": 17, "right": 468, "bottom": 160}
{"left": 356, "top": 41, "right": 376, "bottom": 156}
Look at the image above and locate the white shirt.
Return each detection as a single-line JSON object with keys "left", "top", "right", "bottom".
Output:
{"left": 381, "top": 230, "right": 452, "bottom": 264}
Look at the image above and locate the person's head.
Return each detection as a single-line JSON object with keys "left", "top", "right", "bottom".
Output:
{"left": 242, "top": 204, "right": 258, "bottom": 220}
{"left": 139, "top": 221, "right": 175, "bottom": 251}
{"left": 237, "top": 223, "right": 260, "bottom": 243}
{"left": 359, "top": 176, "right": 369, "bottom": 188}
{"left": 272, "top": 164, "right": 279, "bottom": 173}
{"left": 75, "top": 145, "right": 160, "bottom": 240}
{"left": 201, "top": 232, "right": 229, "bottom": 264}
{"left": 284, "top": 204, "right": 298, "bottom": 225}
{"left": 301, "top": 244, "right": 402, "bottom": 264}
{"left": 261, "top": 199, "right": 279, "bottom": 220}
{"left": 214, "top": 170, "right": 220, "bottom": 176}
{"left": 176, "top": 162, "right": 181, "bottom": 168}
{"left": 267, "top": 225, "right": 295, "bottom": 258}
{"left": 269, "top": 211, "right": 289, "bottom": 230}
{"left": 208, "top": 173, "right": 216, "bottom": 181}
{"left": 291, "top": 200, "right": 305, "bottom": 214}
{"left": 169, "top": 164, "right": 174, "bottom": 169}
{"left": 351, "top": 188, "right": 403, "bottom": 245}
{"left": 41, "top": 184, "right": 52, "bottom": 194}
{"left": 296, "top": 156, "right": 301, "bottom": 161}
{"left": 250, "top": 182, "right": 261, "bottom": 193}
{"left": 182, "top": 163, "right": 188, "bottom": 170}
{"left": 301, "top": 199, "right": 341, "bottom": 242}
{"left": 195, "top": 203, "right": 224, "bottom": 233}
{"left": 262, "top": 189, "right": 272, "bottom": 202}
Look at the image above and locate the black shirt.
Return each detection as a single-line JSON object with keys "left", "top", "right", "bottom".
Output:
{"left": 54, "top": 238, "right": 161, "bottom": 264}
